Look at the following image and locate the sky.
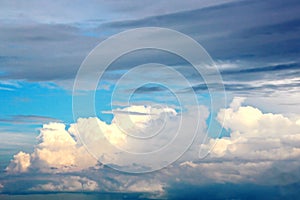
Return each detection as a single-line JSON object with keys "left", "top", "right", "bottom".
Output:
{"left": 0, "top": 0, "right": 300, "bottom": 199}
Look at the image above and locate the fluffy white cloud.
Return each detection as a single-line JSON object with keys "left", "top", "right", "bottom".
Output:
{"left": 191, "top": 97, "right": 300, "bottom": 185}
{"left": 7, "top": 105, "right": 163, "bottom": 173}
{"left": 6, "top": 105, "right": 207, "bottom": 173}
{"left": 210, "top": 97, "right": 300, "bottom": 159}
{"left": 6, "top": 122, "right": 98, "bottom": 173}
{"left": 68, "top": 105, "right": 208, "bottom": 172}
{"left": 221, "top": 102, "right": 298, "bottom": 135}
{"left": 6, "top": 151, "right": 31, "bottom": 173}
{"left": 8, "top": 98, "right": 300, "bottom": 191}
{"left": 30, "top": 176, "right": 99, "bottom": 191}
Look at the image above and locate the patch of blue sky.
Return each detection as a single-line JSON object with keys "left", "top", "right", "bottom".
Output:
{"left": 0, "top": 82, "right": 71, "bottom": 128}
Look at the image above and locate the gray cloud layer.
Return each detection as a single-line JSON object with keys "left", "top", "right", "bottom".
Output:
{"left": 0, "top": 0, "right": 299, "bottom": 95}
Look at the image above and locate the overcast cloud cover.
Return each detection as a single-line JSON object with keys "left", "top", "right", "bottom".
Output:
{"left": 1, "top": 0, "right": 300, "bottom": 199}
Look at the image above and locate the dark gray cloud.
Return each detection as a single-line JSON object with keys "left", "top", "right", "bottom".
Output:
{"left": 0, "top": 0, "right": 299, "bottom": 94}
{"left": 0, "top": 23, "right": 103, "bottom": 82}
{"left": 103, "top": 0, "right": 300, "bottom": 61}
{"left": 134, "top": 85, "right": 168, "bottom": 93}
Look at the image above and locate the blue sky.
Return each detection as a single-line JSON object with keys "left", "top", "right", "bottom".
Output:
{"left": 0, "top": 0, "right": 300, "bottom": 199}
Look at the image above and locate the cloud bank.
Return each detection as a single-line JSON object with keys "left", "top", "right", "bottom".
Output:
{"left": 6, "top": 105, "right": 207, "bottom": 173}
{"left": 189, "top": 97, "right": 300, "bottom": 185}
{"left": 4, "top": 99, "right": 300, "bottom": 195}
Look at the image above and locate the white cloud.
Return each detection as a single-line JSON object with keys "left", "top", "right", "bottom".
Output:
{"left": 6, "top": 122, "right": 98, "bottom": 173}
{"left": 70, "top": 105, "right": 208, "bottom": 172}
{"left": 192, "top": 97, "right": 300, "bottom": 185}
{"left": 30, "top": 176, "right": 99, "bottom": 192}
{"left": 217, "top": 97, "right": 300, "bottom": 138}
{"left": 6, "top": 151, "right": 31, "bottom": 173}
{"left": 0, "top": 80, "right": 21, "bottom": 91}
{"left": 6, "top": 105, "right": 208, "bottom": 173}
{"left": 8, "top": 98, "right": 300, "bottom": 189}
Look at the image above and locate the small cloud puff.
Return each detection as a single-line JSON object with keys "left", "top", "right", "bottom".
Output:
{"left": 6, "top": 151, "right": 31, "bottom": 173}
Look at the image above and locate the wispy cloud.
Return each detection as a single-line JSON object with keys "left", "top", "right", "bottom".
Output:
{"left": 0, "top": 115, "right": 61, "bottom": 125}
{"left": 0, "top": 80, "right": 21, "bottom": 91}
{"left": 0, "top": 0, "right": 299, "bottom": 91}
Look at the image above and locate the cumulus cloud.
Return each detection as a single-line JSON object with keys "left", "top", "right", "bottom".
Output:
{"left": 68, "top": 105, "right": 208, "bottom": 172}
{"left": 221, "top": 98, "right": 299, "bottom": 134}
{"left": 192, "top": 97, "right": 300, "bottom": 185}
{"left": 6, "top": 122, "right": 98, "bottom": 173}
{"left": 7, "top": 99, "right": 300, "bottom": 193}
{"left": 30, "top": 176, "right": 99, "bottom": 192}
{"left": 6, "top": 105, "right": 208, "bottom": 173}
{"left": 6, "top": 151, "right": 31, "bottom": 173}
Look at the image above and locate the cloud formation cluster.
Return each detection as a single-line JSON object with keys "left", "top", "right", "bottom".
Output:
{"left": 4, "top": 100, "right": 300, "bottom": 194}
{"left": 1, "top": 0, "right": 299, "bottom": 94}
{"left": 211, "top": 97, "right": 300, "bottom": 160}
{"left": 189, "top": 97, "right": 300, "bottom": 185}
{"left": 6, "top": 105, "right": 187, "bottom": 173}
